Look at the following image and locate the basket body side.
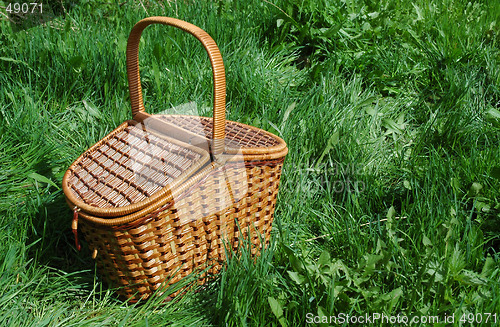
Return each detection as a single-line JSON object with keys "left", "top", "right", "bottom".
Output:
{"left": 78, "top": 159, "right": 284, "bottom": 301}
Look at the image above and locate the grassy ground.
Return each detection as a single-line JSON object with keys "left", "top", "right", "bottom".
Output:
{"left": 0, "top": 0, "right": 499, "bottom": 325}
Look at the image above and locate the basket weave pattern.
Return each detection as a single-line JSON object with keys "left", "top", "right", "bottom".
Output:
{"left": 67, "top": 121, "right": 207, "bottom": 209}
{"left": 158, "top": 115, "right": 282, "bottom": 150}
{"left": 79, "top": 160, "right": 283, "bottom": 299}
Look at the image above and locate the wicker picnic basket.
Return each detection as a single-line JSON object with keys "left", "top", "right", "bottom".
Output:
{"left": 62, "top": 17, "right": 287, "bottom": 301}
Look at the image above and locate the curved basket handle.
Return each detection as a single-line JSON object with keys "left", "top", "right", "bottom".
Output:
{"left": 126, "top": 16, "right": 226, "bottom": 155}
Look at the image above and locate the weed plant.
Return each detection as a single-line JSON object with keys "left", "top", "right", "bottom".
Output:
{"left": 0, "top": 0, "right": 499, "bottom": 325}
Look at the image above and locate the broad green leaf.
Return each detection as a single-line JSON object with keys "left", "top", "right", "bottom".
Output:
{"left": 365, "top": 106, "right": 378, "bottom": 116}
{"left": 486, "top": 107, "right": 500, "bottom": 120}
{"left": 267, "top": 120, "right": 284, "bottom": 139}
{"left": 486, "top": 108, "right": 500, "bottom": 127}
{"left": 287, "top": 271, "right": 305, "bottom": 285}
{"left": 456, "top": 270, "right": 488, "bottom": 286}
{"left": 353, "top": 274, "right": 370, "bottom": 286}
{"left": 82, "top": 100, "right": 102, "bottom": 119}
{"left": 359, "top": 96, "right": 377, "bottom": 108}
{"left": 451, "top": 177, "right": 461, "bottom": 192}
{"left": 474, "top": 201, "right": 490, "bottom": 212}
{"left": 152, "top": 60, "right": 161, "bottom": 93}
{"left": 469, "top": 182, "right": 482, "bottom": 196}
{"left": 305, "top": 263, "right": 317, "bottom": 276}
{"left": 363, "top": 253, "right": 384, "bottom": 273}
{"left": 382, "top": 115, "right": 405, "bottom": 134}
{"left": 318, "top": 250, "right": 331, "bottom": 266}
{"left": 339, "top": 28, "right": 354, "bottom": 39}
{"left": 6, "top": 91, "right": 14, "bottom": 103}
{"left": 481, "top": 256, "right": 495, "bottom": 278}
{"left": 315, "top": 131, "right": 339, "bottom": 169}
{"left": 282, "top": 102, "right": 295, "bottom": 125}
{"left": 375, "top": 239, "right": 386, "bottom": 253}
{"left": 28, "top": 173, "right": 60, "bottom": 190}
{"left": 422, "top": 235, "right": 432, "bottom": 247}
{"left": 116, "top": 34, "right": 127, "bottom": 53}
{"left": 386, "top": 206, "right": 396, "bottom": 220}
{"left": 425, "top": 264, "right": 444, "bottom": 283}
{"left": 449, "top": 246, "right": 466, "bottom": 276}
{"left": 362, "top": 22, "right": 372, "bottom": 31}
{"left": 331, "top": 260, "right": 351, "bottom": 282}
{"left": 282, "top": 245, "right": 303, "bottom": 272}
{"left": 326, "top": 130, "right": 340, "bottom": 145}
{"left": 386, "top": 287, "right": 403, "bottom": 311}
{"left": 268, "top": 297, "right": 287, "bottom": 327}
{"left": 412, "top": 3, "right": 424, "bottom": 21}
{"left": 386, "top": 206, "right": 396, "bottom": 232}
{"left": 317, "top": 306, "right": 329, "bottom": 327}
{"left": 0, "top": 56, "right": 27, "bottom": 65}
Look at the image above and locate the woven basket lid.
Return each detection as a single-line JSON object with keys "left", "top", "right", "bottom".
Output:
{"left": 62, "top": 120, "right": 210, "bottom": 217}
{"left": 155, "top": 115, "right": 288, "bottom": 159}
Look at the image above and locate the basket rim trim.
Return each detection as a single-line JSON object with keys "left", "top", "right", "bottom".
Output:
{"left": 67, "top": 158, "right": 285, "bottom": 227}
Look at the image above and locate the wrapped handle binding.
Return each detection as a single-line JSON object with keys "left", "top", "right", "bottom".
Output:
{"left": 72, "top": 207, "right": 81, "bottom": 251}
{"left": 126, "top": 16, "right": 226, "bottom": 155}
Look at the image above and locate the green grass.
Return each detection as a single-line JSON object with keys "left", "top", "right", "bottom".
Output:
{"left": 1, "top": 0, "right": 499, "bottom": 325}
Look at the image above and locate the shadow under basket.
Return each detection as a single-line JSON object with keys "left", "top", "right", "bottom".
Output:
{"left": 62, "top": 16, "right": 287, "bottom": 301}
